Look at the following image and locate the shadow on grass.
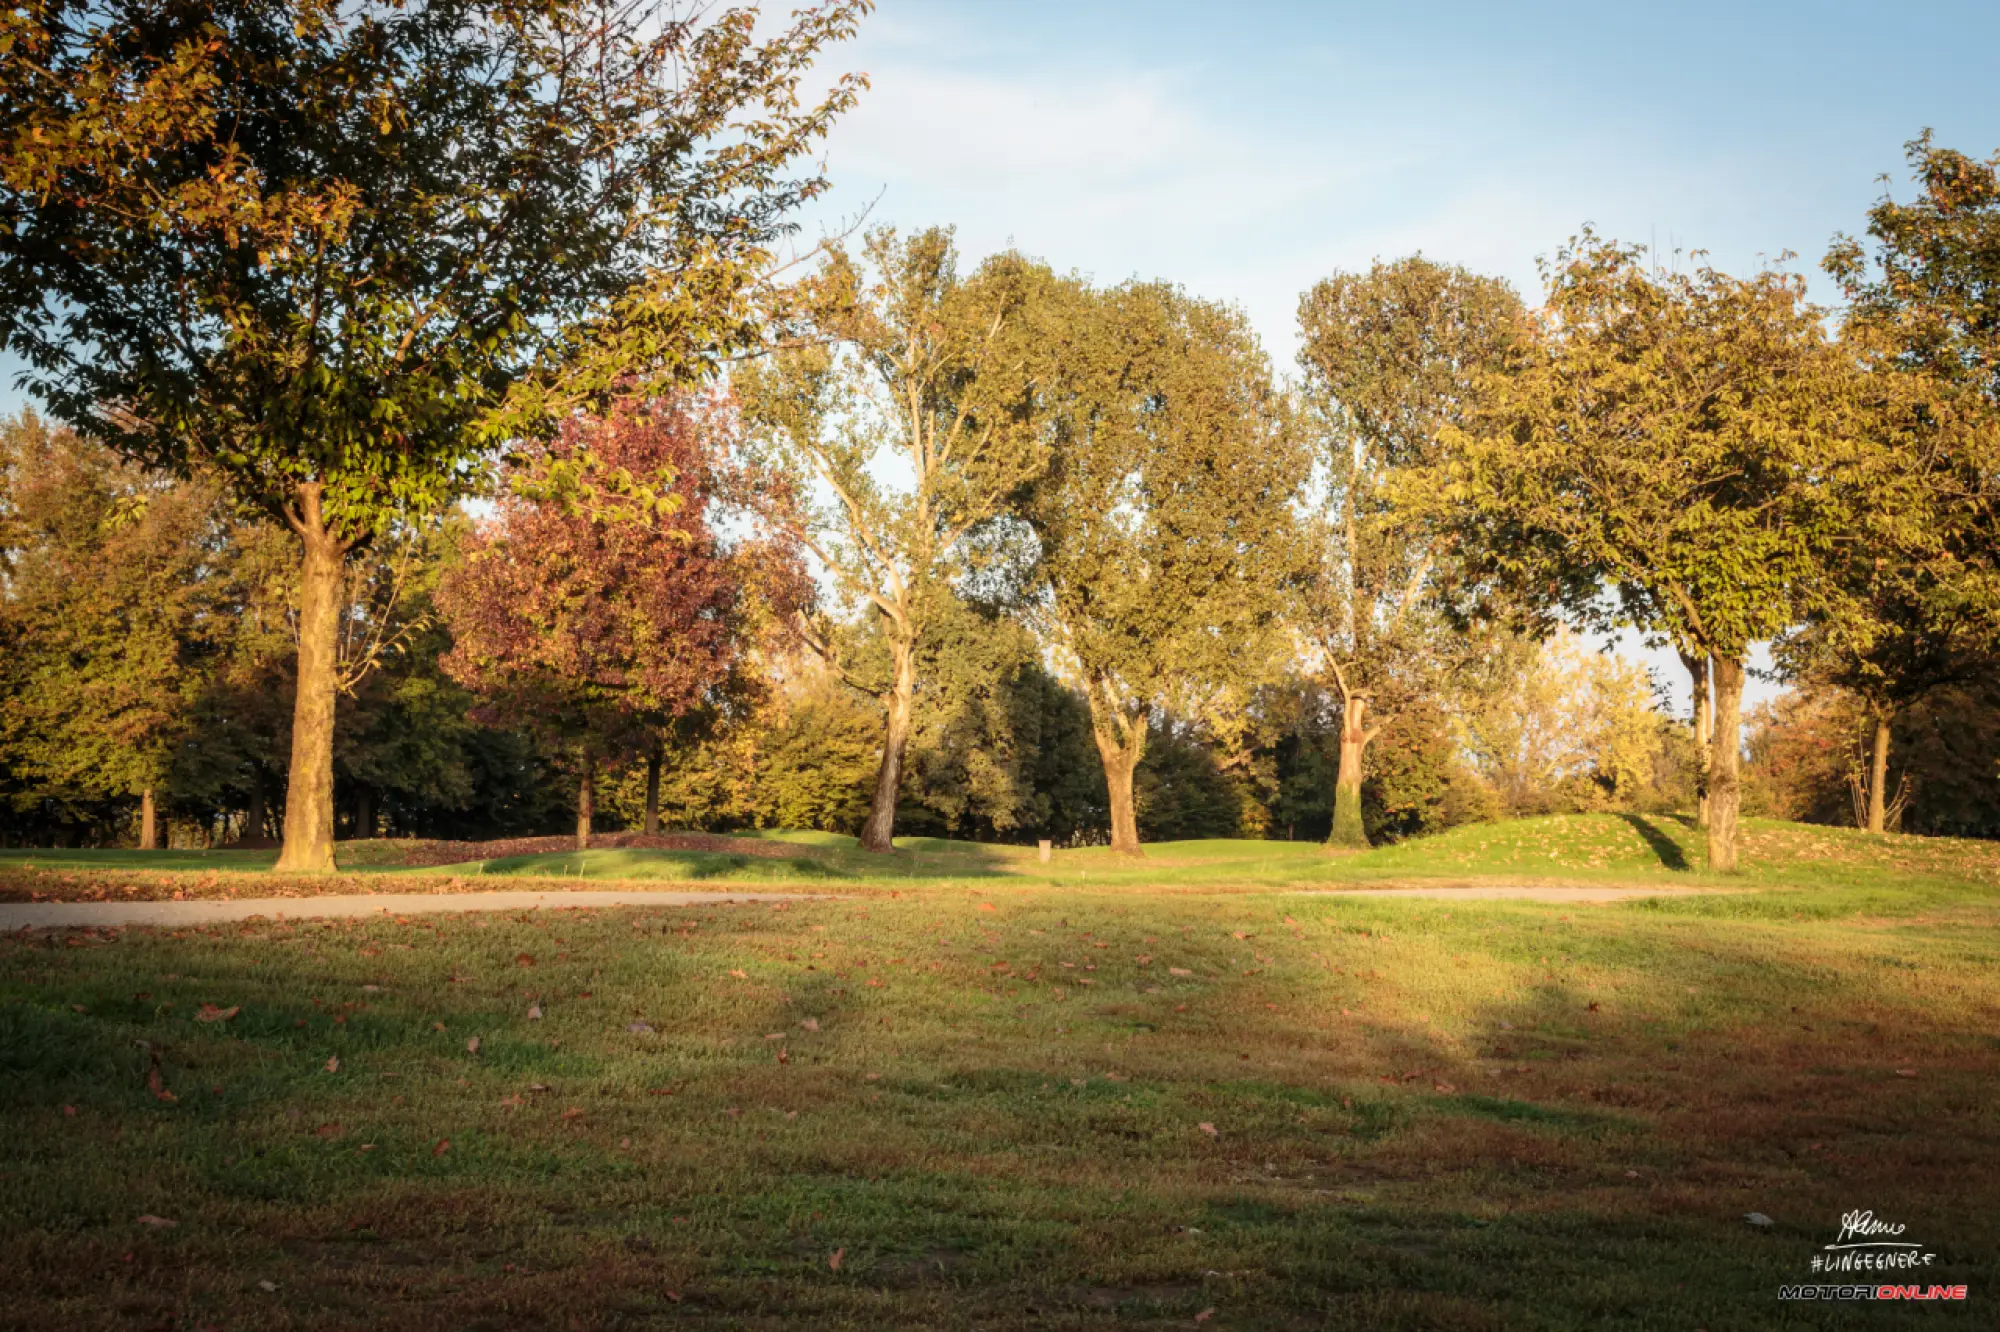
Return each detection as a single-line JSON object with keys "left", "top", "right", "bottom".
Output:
{"left": 1617, "top": 813, "right": 1691, "bottom": 871}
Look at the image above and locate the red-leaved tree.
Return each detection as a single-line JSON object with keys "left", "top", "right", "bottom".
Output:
{"left": 438, "top": 397, "right": 797, "bottom": 846}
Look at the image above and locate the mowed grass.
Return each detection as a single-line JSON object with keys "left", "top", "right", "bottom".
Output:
{"left": 3, "top": 866, "right": 1998, "bottom": 1328}
{"left": 10, "top": 813, "right": 2000, "bottom": 910}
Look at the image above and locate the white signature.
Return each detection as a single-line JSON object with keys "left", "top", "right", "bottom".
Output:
{"left": 1830, "top": 1210, "right": 1917, "bottom": 1250}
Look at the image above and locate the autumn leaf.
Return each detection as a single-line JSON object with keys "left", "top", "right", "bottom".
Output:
{"left": 1194, "top": 1309, "right": 1215, "bottom": 1323}
{"left": 135, "top": 1215, "right": 176, "bottom": 1228}
{"left": 560, "top": 1107, "right": 585, "bottom": 1121}
{"left": 146, "top": 1067, "right": 177, "bottom": 1103}
{"left": 515, "top": 953, "right": 535, "bottom": 967}
{"left": 828, "top": 1247, "right": 844, "bottom": 1271}
{"left": 627, "top": 1021, "right": 655, "bottom": 1034}
{"left": 527, "top": 1004, "right": 543, "bottom": 1020}
{"left": 799, "top": 1017, "right": 820, "bottom": 1031}
{"left": 316, "top": 1122, "right": 344, "bottom": 1139}
{"left": 729, "top": 969, "right": 747, "bottom": 979}
{"left": 1169, "top": 967, "right": 1193, "bottom": 977}
{"left": 323, "top": 1056, "right": 340, "bottom": 1074}
{"left": 432, "top": 1138, "right": 451, "bottom": 1156}
{"left": 1198, "top": 1122, "right": 1217, "bottom": 1137}
{"left": 195, "top": 1004, "right": 239, "bottom": 1023}
{"left": 466, "top": 1037, "right": 481, "bottom": 1055}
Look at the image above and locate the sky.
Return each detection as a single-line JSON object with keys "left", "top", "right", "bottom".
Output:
{"left": 782, "top": 0, "right": 2000, "bottom": 711}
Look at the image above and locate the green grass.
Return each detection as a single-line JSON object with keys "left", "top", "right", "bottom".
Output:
{"left": 3, "top": 848, "right": 1997, "bottom": 1327}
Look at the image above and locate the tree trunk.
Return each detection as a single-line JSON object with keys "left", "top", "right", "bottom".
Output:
{"left": 858, "top": 640, "right": 916, "bottom": 854}
{"left": 644, "top": 743, "right": 662, "bottom": 836}
{"left": 1328, "top": 690, "right": 1371, "bottom": 848}
{"left": 355, "top": 788, "right": 375, "bottom": 841}
{"left": 1092, "top": 722, "right": 1146, "bottom": 858}
{"left": 1706, "top": 654, "right": 1745, "bottom": 873}
{"left": 139, "top": 788, "right": 158, "bottom": 850}
{"left": 576, "top": 750, "right": 596, "bottom": 850}
{"left": 1680, "top": 650, "right": 1712, "bottom": 829}
{"left": 275, "top": 485, "right": 347, "bottom": 874}
{"left": 1866, "top": 712, "right": 1892, "bottom": 834}
{"left": 246, "top": 771, "right": 267, "bottom": 843}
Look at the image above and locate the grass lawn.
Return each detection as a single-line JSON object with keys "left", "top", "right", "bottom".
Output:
{"left": 2, "top": 818, "right": 1997, "bottom": 1328}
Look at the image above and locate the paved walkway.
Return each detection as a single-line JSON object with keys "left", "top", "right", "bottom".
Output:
{"left": 1300, "top": 884, "right": 1713, "bottom": 903}
{"left": 0, "top": 889, "right": 827, "bottom": 930}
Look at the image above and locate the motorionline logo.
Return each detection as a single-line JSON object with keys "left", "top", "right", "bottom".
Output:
{"left": 1779, "top": 1285, "right": 1967, "bottom": 1302}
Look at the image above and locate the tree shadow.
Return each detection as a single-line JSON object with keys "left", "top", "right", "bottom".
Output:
{"left": 1616, "top": 813, "right": 1690, "bottom": 871}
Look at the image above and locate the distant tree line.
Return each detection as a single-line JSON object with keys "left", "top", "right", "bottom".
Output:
{"left": 1, "top": 0, "right": 1995, "bottom": 864}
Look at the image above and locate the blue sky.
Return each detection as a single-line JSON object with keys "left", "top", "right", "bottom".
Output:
{"left": 788, "top": 0, "right": 2000, "bottom": 708}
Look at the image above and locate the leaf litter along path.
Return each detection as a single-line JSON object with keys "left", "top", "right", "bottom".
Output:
{"left": 0, "top": 888, "right": 831, "bottom": 929}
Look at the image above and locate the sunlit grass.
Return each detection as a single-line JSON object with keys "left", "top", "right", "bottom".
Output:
{"left": 3, "top": 876, "right": 1995, "bottom": 1327}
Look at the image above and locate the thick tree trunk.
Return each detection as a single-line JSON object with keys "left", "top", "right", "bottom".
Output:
{"left": 1328, "top": 691, "right": 1371, "bottom": 848}
{"left": 576, "top": 750, "right": 596, "bottom": 851}
{"left": 275, "top": 486, "right": 346, "bottom": 874}
{"left": 1093, "top": 725, "right": 1146, "bottom": 857}
{"left": 1706, "top": 654, "right": 1745, "bottom": 873}
{"left": 139, "top": 788, "right": 158, "bottom": 850}
{"left": 858, "top": 641, "right": 916, "bottom": 854}
{"left": 1680, "top": 650, "right": 1712, "bottom": 829}
{"left": 1867, "top": 712, "right": 1892, "bottom": 834}
{"left": 644, "top": 744, "right": 662, "bottom": 836}
{"left": 355, "top": 788, "right": 375, "bottom": 841}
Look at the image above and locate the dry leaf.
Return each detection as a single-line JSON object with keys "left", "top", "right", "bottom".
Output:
{"left": 195, "top": 1004, "right": 239, "bottom": 1024}
{"left": 729, "top": 969, "right": 747, "bottom": 980}
{"left": 828, "top": 1247, "right": 844, "bottom": 1271}
{"left": 515, "top": 953, "right": 535, "bottom": 967}
{"left": 1195, "top": 1309, "right": 1215, "bottom": 1322}
{"left": 627, "top": 1021, "right": 655, "bottom": 1034}
{"left": 1169, "top": 967, "right": 1193, "bottom": 977}
{"left": 560, "top": 1107, "right": 584, "bottom": 1121}
{"left": 799, "top": 1017, "right": 820, "bottom": 1031}
{"left": 432, "top": 1138, "right": 451, "bottom": 1156}
{"left": 316, "top": 1122, "right": 343, "bottom": 1139}
{"left": 466, "top": 1037, "right": 481, "bottom": 1055}
{"left": 135, "top": 1215, "right": 176, "bottom": 1228}
{"left": 323, "top": 1056, "right": 340, "bottom": 1074}
{"left": 1895, "top": 1068, "right": 1918, "bottom": 1078}
{"left": 527, "top": 1004, "right": 543, "bottom": 1020}
{"left": 1198, "top": 1122, "right": 1217, "bottom": 1137}
{"left": 146, "top": 1067, "right": 177, "bottom": 1104}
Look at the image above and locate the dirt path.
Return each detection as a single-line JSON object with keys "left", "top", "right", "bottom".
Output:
{"left": 0, "top": 889, "right": 829, "bottom": 930}
{"left": 1299, "top": 884, "right": 1720, "bottom": 903}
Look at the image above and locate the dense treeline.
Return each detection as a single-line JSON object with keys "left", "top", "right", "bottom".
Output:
{"left": 1, "top": 0, "right": 1996, "bottom": 863}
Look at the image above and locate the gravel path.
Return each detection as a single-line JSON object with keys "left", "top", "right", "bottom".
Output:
{"left": 0, "top": 889, "right": 828, "bottom": 930}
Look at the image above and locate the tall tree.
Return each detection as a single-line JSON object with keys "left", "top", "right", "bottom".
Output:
{"left": 1431, "top": 235, "right": 1886, "bottom": 871}
{"left": 0, "top": 414, "right": 235, "bottom": 846}
{"left": 1027, "top": 281, "right": 1305, "bottom": 855}
{"left": 738, "top": 227, "right": 1058, "bottom": 852}
{"left": 0, "top": 0, "right": 866, "bottom": 869}
{"left": 437, "top": 397, "right": 783, "bottom": 849}
{"left": 1295, "top": 257, "right": 1525, "bottom": 846}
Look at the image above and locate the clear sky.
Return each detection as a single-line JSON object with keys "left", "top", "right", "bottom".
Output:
{"left": 788, "top": 0, "right": 2000, "bottom": 709}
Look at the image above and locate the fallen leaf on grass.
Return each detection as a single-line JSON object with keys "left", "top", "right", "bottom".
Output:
{"left": 195, "top": 1004, "right": 239, "bottom": 1023}
{"left": 146, "top": 1067, "right": 177, "bottom": 1103}
{"left": 499, "top": 1095, "right": 524, "bottom": 1109}
{"left": 62, "top": 1105, "right": 76, "bottom": 1117}
{"left": 258, "top": 1280, "right": 277, "bottom": 1292}
{"left": 828, "top": 1247, "right": 844, "bottom": 1271}
{"left": 515, "top": 953, "right": 535, "bottom": 967}
{"left": 527, "top": 1004, "right": 543, "bottom": 1021}
{"left": 627, "top": 1021, "right": 655, "bottom": 1034}
{"left": 560, "top": 1107, "right": 584, "bottom": 1121}
{"left": 1195, "top": 1310, "right": 1215, "bottom": 1323}
{"left": 799, "top": 1017, "right": 819, "bottom": 1031}
{"left": 135, "top": 1215, "right": 176, "bottom": 1228}
{"left": 465, "top": 1037, "right": 481, "bottom": 1055}
{"left": 1169, "top": 967, "right": 1193, "bottom": 977}
{"left": 1198, "top": 1122, "right": 1217, "bottom": 1137}
{"left": 323, "top": 1056, "right": 340, "bottom": 1074}
{"left": 728, "top": 969, "right": 747, "bottom": 980}
{"left": 432, "top": 1138, "right": 451, "bottom": 1156}
{"left": 316, "top": 1122, "right": 343, "bottom": 1139}
{"left": 1895, "top": 1068, "right": 1918, "bottom": 1078}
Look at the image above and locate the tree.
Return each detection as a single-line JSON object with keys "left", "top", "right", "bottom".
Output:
{"left": 1027, "top": 281, "right": 1305, "bottom": 855}
{"left": 1804, "top": 132, "right": 2000, "bottom": 831}
{"left": 437, "top": 397, "right": 779, "bottom": 848}
{"left": 738, "top": 228, "right": 1059, "bottom": 852}
{"left": 1432, "top": 236, "right": 1885, "bottom": 871}
{"left": 0, "top": 414, "right": 233, "bottom": 846}
{"left": 0, "top": 0, "right": 866, "bottom": 869}
{"left": 1295, "top": 257, "right": 1525, "bottom": 846}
